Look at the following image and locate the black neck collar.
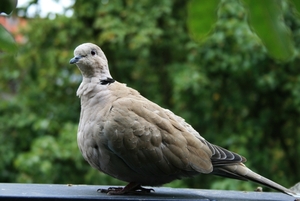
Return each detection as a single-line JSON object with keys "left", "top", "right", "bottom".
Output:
{"left": 100, "top": 77, "right": 115, "bottom": 85}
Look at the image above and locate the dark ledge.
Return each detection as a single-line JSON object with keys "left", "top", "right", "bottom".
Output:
{"left": 0, "top": 183, "right": 295, "bottom": 201}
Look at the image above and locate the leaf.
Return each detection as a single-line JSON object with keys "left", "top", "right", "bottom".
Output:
{"left": 0, "top": 25, "right": 18, "bottom": 53}
{"left": 0, "top": 0, "right": 18, "bottom": 15}
{"left": 187, "top": 0, "right": 219, "bottom": 42}
{"left": 244, "top": 0, "right": 295, "bottom": 61}
{"left": 290, "top": 0, "right": 300, "bottom": 13}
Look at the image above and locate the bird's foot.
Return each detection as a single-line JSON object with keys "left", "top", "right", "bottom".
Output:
{"left": 97, "top": 182, "right": 154, "bottom": 195}
{"left": 98, "top": 187, "right": 124, "bottom": 194}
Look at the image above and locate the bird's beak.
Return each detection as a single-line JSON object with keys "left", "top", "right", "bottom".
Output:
{"left": 69, "top": 55, "right": 82, "bottom": 64}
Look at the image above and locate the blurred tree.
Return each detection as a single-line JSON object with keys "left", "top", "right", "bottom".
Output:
{"left": 173, "top": 0, "right": 300, "bottom": 190}
{"left": 188, "top": 0, "right": 298, "bottom": 61}
{"left": 0, "top": 0, "right": 299, "bottom": 193}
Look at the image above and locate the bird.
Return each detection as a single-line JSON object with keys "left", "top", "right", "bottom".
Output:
{"left": 69, "top": 42, "right": 298, "bottom": 197}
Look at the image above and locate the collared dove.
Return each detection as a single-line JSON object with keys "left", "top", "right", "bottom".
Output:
{"left": 69, "top": 43, "right": 298, "bottom": 197}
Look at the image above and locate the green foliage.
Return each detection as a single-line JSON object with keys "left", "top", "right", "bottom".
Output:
{"left": 0, "top": 0, "right": 299, "bottom": 193}
{"left": 172, "top": 0, "right": 300, "bottom": 190}
{"left": 189, "top": 0, "right": 299, "bottom": 61}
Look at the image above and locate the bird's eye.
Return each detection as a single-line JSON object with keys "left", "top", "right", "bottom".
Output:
{"left": 91, "top": 50, "right": 96, "bottom": 56}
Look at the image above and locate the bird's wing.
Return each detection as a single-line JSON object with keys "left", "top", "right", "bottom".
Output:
{"left": 101, "top": 92, "right": 214, "bottom": 177}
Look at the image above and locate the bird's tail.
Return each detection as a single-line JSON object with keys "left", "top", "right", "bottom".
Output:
{"left": 213, "top": 163, "right": 300, "bottom": 198}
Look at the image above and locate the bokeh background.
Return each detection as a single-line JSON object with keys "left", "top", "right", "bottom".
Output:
{"left": 1, "top": 0, "right": 300, "bottom": 192}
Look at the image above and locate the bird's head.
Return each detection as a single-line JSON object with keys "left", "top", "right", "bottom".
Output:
{"left": 69, "top": 43, "right": 111, "bottom": 79}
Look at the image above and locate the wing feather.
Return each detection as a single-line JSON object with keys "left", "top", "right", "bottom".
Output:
{"left": 103, "top": 94, "right": 213, "bottom": 177}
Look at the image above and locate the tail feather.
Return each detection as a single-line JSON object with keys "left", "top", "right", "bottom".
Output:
{"left": 213, "top": 163, "right": 299, "bottom": 198}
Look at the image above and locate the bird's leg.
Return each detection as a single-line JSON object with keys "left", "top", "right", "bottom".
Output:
{"left": 98, "top": 182, "right": 154, "bottom": 195}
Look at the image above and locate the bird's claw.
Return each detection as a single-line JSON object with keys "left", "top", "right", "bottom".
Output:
{"left": 97, "top": 185, "right": 154, "bottom": 195}
{"left": 97, "top": 187, "right": 124, "bottom": 194}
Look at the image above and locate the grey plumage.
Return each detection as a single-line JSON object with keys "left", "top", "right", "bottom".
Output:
{"left": 69, "top": 43, "right": 299, "bottom": 197}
